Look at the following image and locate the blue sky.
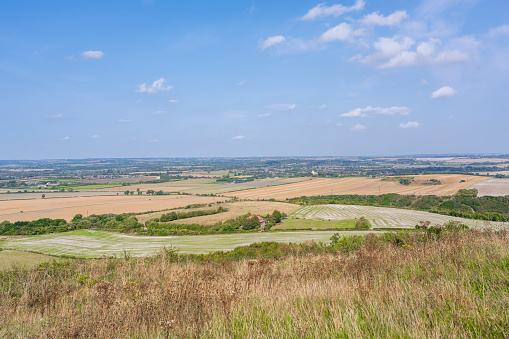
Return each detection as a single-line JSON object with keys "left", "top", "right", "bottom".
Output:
{"left": 1, "top": 0, "right": 508, "bottom": 159}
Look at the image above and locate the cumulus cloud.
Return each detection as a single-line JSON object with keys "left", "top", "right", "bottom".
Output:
{"left": 399, "top": 121, "right": 421, "bottom": 128}
{"left": 361, "top": 10, "right": 408, "bottom": 26}
{"left": 488, "top": 25, "right": 509, "bottom": 38}
{"left": 232, "top": 135, "right": 246, "bottom": 140}
{"left": 81, "top": 50, "right": 104, "bottom": 59}
{"left": 354, "top": 36, "right": 469, "bottom": 68}
{"left": 431, "top": 86, "right": 457, "bottom": 98}
{"left": 258, "top": 113, "right": 271, "bottom": 117}
{"left": 92, "top": 134, "right": 101, "bottom": 139}
{"left": 312, "top": 104, "right": 328, "bottom": 110}
{"left": 262, "top": 35, "right": 286, "bottom": 49}
{"left": 168, "top": 99, "right": 178, "bottom": 103}
{"left": 153, "top": 110, "right": 166, "bottom": 115}
{"left": 51, "top": 113, "right": 63, "bottom": 118}
{"left": 341, "top": 106, "right": 409, "bottom": 117}
{"left": 265, "top": 104, "right": 296, "bottom": 110}
{"left": 302, "top": 0, "right": 365, "bottom": 20}
{"left": 351, "top": 124, "right": 366, "bottom": 131}
{"left": 59, "top": 136, "right": 70, "bottom": 140}
{"left": 237, "top": 80, "right": 246, "bottom": 86}
{"left": 136, "top": 78, "right": 173, "bottom": 94}
{"left": 320, "top": 23, "right": 362, "bottom": 43}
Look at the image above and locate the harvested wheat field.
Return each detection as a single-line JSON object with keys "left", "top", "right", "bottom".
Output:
{"left": 144, "top": 200, "right": 301, "bottom": 225}
{"left": 95, "top": 177, "right": 307, "bottom": 195}
{"left": 226, "top": 175, "right": 487, "bottom": 200}
{"left": 471, "top": 179, "right": 509, "bottom": 197}
{"left": 0, "top": 195, "right": 227, "bottom": 222}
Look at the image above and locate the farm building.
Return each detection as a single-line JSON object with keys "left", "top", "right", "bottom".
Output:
{"left": 247, "top": 215, "right": 266, "bottom": 231}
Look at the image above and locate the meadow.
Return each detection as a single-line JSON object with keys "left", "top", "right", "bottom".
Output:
{"left": 272, "top": 218, "right": 357, "bottom": 230}
{"left": 1, "top": 229, "right": 508, "bottom": 338}
{"left": 0, "top": 250, "right": 62, "bottom": 270}
{"left": 0, "top": 230, "right": 363, "bottom": 257}
{"left": 226, "top": 175, "right": 488, "bottom": 200}
{"left": 290, "top": 205, "right": 506, "bottom": 229}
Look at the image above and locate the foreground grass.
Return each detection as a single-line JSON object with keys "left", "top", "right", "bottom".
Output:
{"left": 0, "top": 230, "right": 508, "bottom": 338}
{"left": 0, "top": 250, "right": 62, "bottom": 270}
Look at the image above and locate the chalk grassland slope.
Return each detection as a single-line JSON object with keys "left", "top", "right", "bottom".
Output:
{"left": 0, "top": 230, "right": 370, "bottom": 257}
{"left": 141, "top": 201, "right": 301, "bottom": 225}
{"left": 0, "top": 250, "right": 62, "bottom": 270}
{"left": 0, "top": 195, "right": 227, "bottom": 223}
{"left": 471, "top": 179, "right": 509, "bottom": 197}
{"left": 226, "top": 175, "right": 488, "bottom": 200}
{"left": 95, "top": 177, "right": 308, "bottom": 195}
{"left": 290, "top": 205, "right": 507, "bottom": 229}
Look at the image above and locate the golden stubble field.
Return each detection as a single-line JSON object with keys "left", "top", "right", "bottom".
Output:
{"left": 94, "top": 177, "right": 308, "bottom": 195}
{"left": 0, "top": 195, "right": 228, "bottom": 222}
{"left": 225, "top": 175, "right": 488, "bottom": 200}
{"left": 137, "top": 200, "right": 301, "bottom": 225}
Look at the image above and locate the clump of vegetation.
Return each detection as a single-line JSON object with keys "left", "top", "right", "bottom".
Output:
{"left": 355, "top": 216, "right": 370, "bottom": 229}
{"left": 1, "top": 227, "right": 508, "bottom": 338}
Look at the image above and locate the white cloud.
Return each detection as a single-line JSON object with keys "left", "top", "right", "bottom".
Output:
{"left": 136, "top": 78, "right": 173, "bottom": 94}
{"left": 81, "top": 50, "right": 104, "bottom": 59}
{"left": 153, "top": 110, "right": 166, "bottom": 115}
{"left": 320, "top": 23, "right": 362, "bottom": 43}
{"left": 59, "top": 136, "right": 70, "bottom": 140}
{"left": 261, "top": 35, "right": 286, "bottom": 50}
{"left": 399, "top": 121, "right": 421, "bottom": 128}
{"left": 237, "top": 80, "right": 246, "bottom": 86}
{"left": 92, "top": 134, "right": 101, "bottom": 139}
{"left": 336, "top": 122, "right": 343, "bottom": 126}
{"left": 361, "top": 10, "right": 408, "bottom": 27}
{"left": 312, "top": 104, "right": 328, "bottom": 110}
{"left": 341, "top": 106, "right": 409, "bottom": 117}
{"left": 354, "top": 36, "right": 469, "bottom": 68}
{"left": 258, "top": 113, "right": 271, "bottom": 117}
{"left": 118, "top": 119, "right": 132, "bottom": 123}
{"left": 51, "top": 113, "right": 63, "bottom": 118}
{"left": 168, "top": 99, "right": 178, "bottom": 103}
{"left": 149, "top": 139, "right": 159, "bottom": 142}
{"left": 431, "top": 86, "right": 457, "bottom": 98}
{"left": 488, "top": 25, "right": 509, "bottom": 38}
{"left": 232, "top": 135, "right": 246, "bottom": 140}
{"left": 302, "top": 0, "right": 365, "bottom": 21}
{"left": 351, "top": 124, "right": 366, "bottom": 131}
{"left": 265, "top": 104, "right": 296, "bottom": 110}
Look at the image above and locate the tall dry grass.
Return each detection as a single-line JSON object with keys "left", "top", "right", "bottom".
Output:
{"left": 1, "top": 230, "right": 508, "bottom": 338}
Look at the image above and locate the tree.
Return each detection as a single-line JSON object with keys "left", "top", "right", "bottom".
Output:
{"left": 146, "top": 190, "right": 155, "bottom": 195}
{"left": 124, "top": 190, "right": 130, "bottom": 195}
{"left": 355, "top": 217, "right": 370, "bottom": 230}
{"left": 137, "top": 188, "right": 141, "bottom": 195}
{"left": 42, "top": 194, "right": 45, "bottom": 199}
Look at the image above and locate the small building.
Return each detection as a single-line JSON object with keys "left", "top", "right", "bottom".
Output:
{"left": 248, "top": 215, "right": 266, "bottom": 232}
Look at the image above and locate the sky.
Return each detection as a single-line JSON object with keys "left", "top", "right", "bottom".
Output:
{"left": 0, "top": 0, "right": 508, "bottom": 159}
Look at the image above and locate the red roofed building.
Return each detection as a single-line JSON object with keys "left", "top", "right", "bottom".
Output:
{"left": 247, "top": 215, "right": 266, "bottom": 232}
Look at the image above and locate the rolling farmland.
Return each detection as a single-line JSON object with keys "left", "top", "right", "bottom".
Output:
{"left": 0, "top": 230, "right": 371, "bottom": 257}
{"left": 471, "top": 179, "right": 509, "bottom": 197}
{"left": 290, "top": 204, "right": 507, "bottom": 229}
{"left": 0, "top": 195, "right": 227, "bottom": 222}
{"left": 138, "top": 200, "right": 301, "bottom": 224}
{"left": 226, "top": 175, "right": 488, "bottom": 200}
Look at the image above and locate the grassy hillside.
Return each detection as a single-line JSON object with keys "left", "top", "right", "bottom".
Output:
{"left": 1, "top": 229, "right": 508, "bottom": 338}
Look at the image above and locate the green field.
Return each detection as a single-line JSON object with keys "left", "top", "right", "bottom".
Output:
{"left": 0, "top": 230, "right": 375, "bottom": 258}
{"left": 0, "top": 250, "right": 63, "bottom": 270}
{"left": 273, "top": 218, "right": 357, "bottom": 230}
